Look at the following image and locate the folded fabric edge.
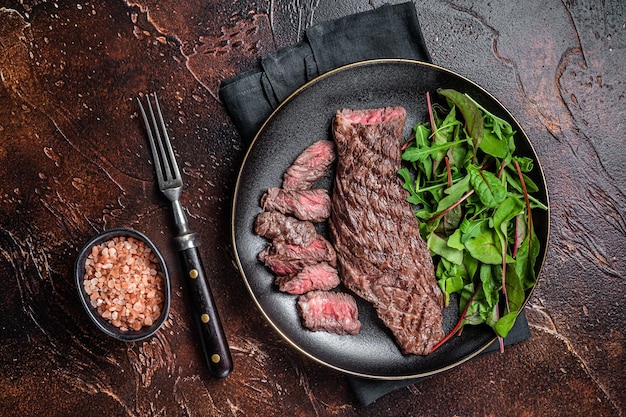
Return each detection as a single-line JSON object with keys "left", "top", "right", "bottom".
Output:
{"left": 306, "top": 1, "right": 431, "bottom": 73}
{"left": 218, "top": 68, "right": 274, "bottom": 144}
{"left": 218, "top": 1, "right": 432, "bottom": 144}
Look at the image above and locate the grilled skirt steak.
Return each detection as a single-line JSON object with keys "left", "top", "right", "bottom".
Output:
{"left": 329, "top": 107, "right": 444, "bottom": 355}
{"left": 297, "top": 290, "right": 361, "bottom": 335}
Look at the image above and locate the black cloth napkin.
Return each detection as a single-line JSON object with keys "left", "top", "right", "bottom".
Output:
{"left": 347, "top": 311, "right": 531, "bottom": 406}
{"left": 219, "top": 1, "right": 532, "bottom": 407}
{"left": 220, "top": 2, "right": 430, "bottom": 144}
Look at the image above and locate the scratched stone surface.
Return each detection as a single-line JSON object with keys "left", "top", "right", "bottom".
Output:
{"left": 0, "top": 0, "right": 624, "bottom": 416}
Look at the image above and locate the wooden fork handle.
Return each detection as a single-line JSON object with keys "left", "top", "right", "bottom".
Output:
{"left": 179, "top": 246, "right": 233, "bottom": 378}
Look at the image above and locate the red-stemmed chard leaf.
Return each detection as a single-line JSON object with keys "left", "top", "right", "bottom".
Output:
{"left": 431, "top": 288, "right": 478, "bottom": 353}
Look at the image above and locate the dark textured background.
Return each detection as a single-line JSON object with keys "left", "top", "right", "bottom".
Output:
{"left": 0, "top": 1, "right": 624, "bottom": 416}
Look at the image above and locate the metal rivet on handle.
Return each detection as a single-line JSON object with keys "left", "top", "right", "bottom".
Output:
{"left": 211, "top": 354, "right": 221, "bottom": 363}
{"left": 201, "top": 313, "right": 210, "bottom": 323}
{"left": 189, "top": 269, "right": 198, "bottom": 279}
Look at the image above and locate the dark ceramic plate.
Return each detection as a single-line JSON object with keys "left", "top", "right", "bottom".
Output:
{"left": 232, "top": 59, "right": 549, "bottom": 379}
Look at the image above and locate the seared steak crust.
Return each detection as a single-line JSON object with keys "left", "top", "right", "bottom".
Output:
{"left": 262, "top": 235, "right": 337, "bottom": 267}
{"left": 275, "top": 262, "right": 340, "bottom": 295}
{"left": 282, "top": 139, "right": 336, "bottom": 190}
{"left": 329, "top": 107, "right": 444, "bottom": 355}
{"left": 255, "top": 211, "right": 318, "bottom": 247}
{"left": 261, "top": 188, "right": 331, "bottom": 222}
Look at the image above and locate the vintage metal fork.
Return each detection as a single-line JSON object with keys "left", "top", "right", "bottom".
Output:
{"left": 137, "top": 92, "right": 233, "bottom": 378}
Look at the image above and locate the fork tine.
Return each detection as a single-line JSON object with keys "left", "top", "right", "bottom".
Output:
{"left": 137, "top": 92, "right": 181, "bottom": 186}
{"left": 151, "top": 92, "right": 181, "bottom": 182}
{"left": 146, "top": 93, "right": 173, "bottom": 182}
{"left": 137, "top": 95, "right": 165, "bottom": 185}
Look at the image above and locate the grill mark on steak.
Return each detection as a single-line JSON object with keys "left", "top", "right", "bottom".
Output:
{"left": 297, "top": 290, "right": 361, "bottom": 335}
{"left": 261, "top": 234, "right": 337, "bottom": 267}
{"left": 282, "top": 139, "right": 336, "bottom": 190}
{"left": 257, "top": 250, "right": 310, "bottom": 276}
{"left": 255, "top": 211, "right": 318, "bottom": 247}
{"left": 275, "top": 262, "right": 340, "bottom": 295}
{"left": 261, "top": 187, "right": 331, "bottom": 222}
{"left": 329, "top": 107, "right": 444, "bottom": 355}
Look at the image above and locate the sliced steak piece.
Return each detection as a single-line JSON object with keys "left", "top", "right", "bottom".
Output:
{"left": 255, "top": 211, "right": 317, "bottom": 247}
{"left": 275, "top": 262, "right": 340, "bottom": 295}
{"left": 297, "top": 290, "right": 361, "bottom": 335}
{"left": 261, "top": 188, "right": 331, "bottom": 222}
{"left": 268, "top": 235, "right": 337, "bottom": 267}
{"left": 329, "top": 107, "right": 444, "bottom": 355}
{"left": 257, "top": 249, "right": 310, "bottom": 276}
{"left": 283, "top": 139, "right": 337, "bottom": 190}
{"left": 258, "top": 233, "right": 337, "bottom": 275}
{"left": 259, "top": 234, "right": 336, "bottom": 268}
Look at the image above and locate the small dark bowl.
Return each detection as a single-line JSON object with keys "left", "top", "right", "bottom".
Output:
{"left": 75, "top": 228, "right": 171, "bottom": 342}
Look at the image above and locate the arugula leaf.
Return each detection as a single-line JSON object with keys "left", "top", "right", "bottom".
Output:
{"left": 402, "top": 140, "right": 468, "bottom": 163}
{"left": 459, "top": 217, "right": 488, "bottom": 243}
{"left": 466, "top": 93, "right": 517, "bottom": 156}
{"left": 512, "top": 156, "right": 534, "bottom": 172}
